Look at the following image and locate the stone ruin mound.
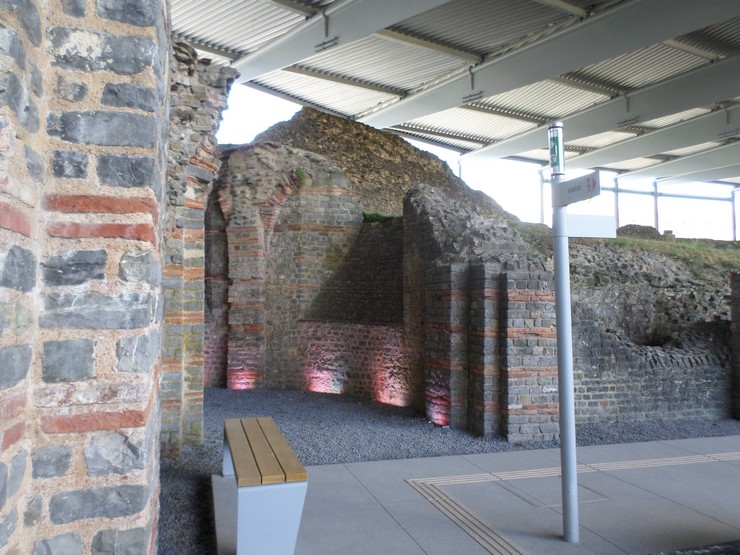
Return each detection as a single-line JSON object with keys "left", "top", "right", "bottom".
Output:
{"left": 207, "top": 107, "right": 738, "bottom": 434}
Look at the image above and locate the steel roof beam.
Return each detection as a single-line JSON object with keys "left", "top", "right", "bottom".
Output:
{"left": 284, "top": 66, "right": 406, "bottom": 97}
{"left": 663, "top": 39, "right": 720, "bottom": 61}
{"left": 532, "top": 0, "right": 587, "bottom": 18}
{"left": 232, "top": 0, "right": 453, "bottom": 82}
{"left": 263, "top": 0, "right": 317, "bottom": 18}
{"left": 463, "top": 54, "right": 740, "bottom": 160}
{"left": 619, "top": 141, "right": 740, "bottom": 180}
{"left": 568, "top": 104, "right": 740, "bottom": 169}
{"left": 391, "top": 124, "right": 489, "bottom": 145}
{"left": 358, "top": 0, "right": 740, "bottom": 129}
{"left": 375, "top": 29, "right": 482, "bottom": 64}
{"left": 655, "top": 163, "right": 740, "bottom": 186}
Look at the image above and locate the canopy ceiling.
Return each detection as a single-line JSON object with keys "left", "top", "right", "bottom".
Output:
{"left": 171, "top": 0, "right": 740, "bottom": 186}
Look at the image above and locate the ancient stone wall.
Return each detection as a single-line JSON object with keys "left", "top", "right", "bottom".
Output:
{"left": 0, "top": 0, "right": 168, "bottom": 551}
{"left": 571, "top": 242, "right": 731, "bottom": 422}
{"left": 213, "top": 143, "right": 364, "bottom": 390}
{"left": 500, "top": 272, "right": 558, "bottom": 441}
{"left": 401, "top": 184, "right": 557, "bottom": 439}
{"left": 161, "top": 42, "right": 236, "bottom": 456}
{"left": 210, "top": 115, "right": 737, "bottom": 444}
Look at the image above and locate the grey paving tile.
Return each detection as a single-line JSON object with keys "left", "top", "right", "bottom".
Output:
{"left": 573, "top": 470, "right": 740, "bottom": 553}
{"left": 461, "top": 447, "right": 562, "bottom": 473}
{"left": 661, "top": 436, "right": 740, "bottom": 459}
{"left": 296, "top": 503, "right": 426, "bottom": 555}
{"left": 576, "top": 440, "right": 692, "bottom": 464}
{"left": 446, "top": 479, "right": 624, "bottom": 554}
{"left": 595, "top": 460, "right": 740, "bottom": 530}
{"left": 304, "top": 464, "right": 384, "bottom": 511}
{"left": 343, "top": 455, "right": 484, "bottom": 505}
{"left": 383, "top": 497, "right": 491, "bottom": 555}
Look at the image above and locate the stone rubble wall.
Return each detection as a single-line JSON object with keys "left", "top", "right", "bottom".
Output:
{"left": 729, "top": 272, "right": 740, "bottom": 418}
{"left": 1, "top": 0, "right": 168, "bottom": 552}
{"left": 210, "top": 120, "right": 736, "bottom": 444}
{"left": 213, "top": 143, "right": 364, "bottom": 390}
{"left": 570, "top": 242, "right": 731, "bottom": 421}
{"left": 161, "top": 42, "right": 236, "bottom": 456}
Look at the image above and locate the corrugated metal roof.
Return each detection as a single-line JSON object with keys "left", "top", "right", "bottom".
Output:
{"left": 254, "top": 70, "right": 395, "bottom": 117}
{"left": 567, "top": 130, "right": 636, "bottom": 149}
{"left": 571, "top": 43, "right": 707, "bottom": 91}
{"left": 299, "top": 35, "right": 466, "bottom": 91}
{"left": 388, "top": 0, "right": 573, "bottom": 57}
{"left": 172, "top": 0, "right": 304, "bottom": 56}
{"left": 479, "top": 80, "right": 608, "bottom": 121}
{"left": 170, "top": 0, "right": 740, "bottom": 185}
{"left": 404, "top": 107, "right": 537, "bottom": 143}
{"left": 641, "top": 108, "right": 712, "bottom": 129}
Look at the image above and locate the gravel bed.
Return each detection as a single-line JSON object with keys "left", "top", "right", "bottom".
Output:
{"left": 158, "top": 388, "right": 740, "bottom": 554}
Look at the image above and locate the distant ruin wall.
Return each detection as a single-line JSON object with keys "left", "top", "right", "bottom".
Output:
{"left": 573, "top": 325, "right": 729, "bottom": 422}
{"left": 161, "top": 43, "right": 236, "bottom": 455}
{"left": 571, "top": 244, "right": 731, "bottom": 422}
{"left": 730, "top": 271, "right": 740, "bottom": 418}
{"left": 299, "top": 322, "right": 411, "bottom": 403}
{"left": 207, "top": 142, "right": 735, "bottom": 444}
{"left": 214, "top": 143, "right": 364, "bottom": 389}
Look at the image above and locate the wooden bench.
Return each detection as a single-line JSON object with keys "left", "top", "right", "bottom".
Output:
{"left": 217, "top": 417, "right": 308, "bottom": 555}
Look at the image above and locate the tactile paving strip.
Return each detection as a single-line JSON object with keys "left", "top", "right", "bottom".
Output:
{"left": 407, "top": 452, "right": 740, "bottom": 554}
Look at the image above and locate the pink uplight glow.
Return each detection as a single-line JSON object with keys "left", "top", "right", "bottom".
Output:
{"left": 227, "top": 367, "right": 261, "bottom": 390}
{"left": 305, "top": 368, "right": 345, "bottom": 394}
{"left": 372, "top": 336, "right": 412, "bottom": 407}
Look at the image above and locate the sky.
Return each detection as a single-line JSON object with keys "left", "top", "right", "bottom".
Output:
{"left": 217, "top": 85, "right": 737, "bottom": 241}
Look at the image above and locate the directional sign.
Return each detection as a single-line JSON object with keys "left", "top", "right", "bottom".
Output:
{"left": 552, "top": 171, "right": 601, "bottom": 207}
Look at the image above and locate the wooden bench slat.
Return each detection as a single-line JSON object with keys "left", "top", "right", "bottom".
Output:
{"left": 241, "top": 418, "right": 286, "bottom": 485}
{"left": 257, "top": 417, "right": 308, "bottom": 483}
{"left": 224, "top": 419, "right": 261, "bottom": 487}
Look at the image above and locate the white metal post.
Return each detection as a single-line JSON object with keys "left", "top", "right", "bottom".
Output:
{"left": 548, "top": 122, "right": 580, "bottom": 544}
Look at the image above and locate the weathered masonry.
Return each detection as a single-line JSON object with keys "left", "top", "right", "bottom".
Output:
{"left": 206, "top": 140, "right": 738, "bottom": 444}
{"left": 1, "top": 1, "right": 739, "bottom": 550}
{"left": 0, "top": 1, "right": 232, "bottom": 552}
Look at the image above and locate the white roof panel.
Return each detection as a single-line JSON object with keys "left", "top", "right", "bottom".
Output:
{"left": 170, "top": 0, "right": 740, "bottom": 181}
{"left": 406, "top": 107, "right": 537, "bottom": 144}
{"left": 299, "top": 35, "right": 467, "bottom": 91}
{"left": 255, "top": 70, "right": 395, "bottom": 117}
{"left": 572, "top": 43, "right": 708, "bottom": 91}
{"left": 479, "top": 80, "right": 608, "bottom": 121}
{"left": 390, "top": 0, "right": 573, "bottom": 57}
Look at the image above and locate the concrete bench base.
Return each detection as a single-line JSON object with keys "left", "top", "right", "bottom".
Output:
{"left": 212, "top": 473, "right": 307, "bottom": 555}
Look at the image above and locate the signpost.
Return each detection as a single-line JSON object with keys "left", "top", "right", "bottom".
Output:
{"left": 552, "top": 171, "right": 601, "bottom": 208}
{"left": 548, "top": 122, "right": 581, "bottom": 544}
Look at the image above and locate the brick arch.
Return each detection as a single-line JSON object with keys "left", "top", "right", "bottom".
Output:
{"left": 213, "top": 143, "right": 364, "bottom": 390}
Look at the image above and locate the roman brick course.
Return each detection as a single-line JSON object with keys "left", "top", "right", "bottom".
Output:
{"left": 161, "top": 40, "right": 235, "bottom": 454}
{"left": 41, "top": 409, "right": 148, "bottom": 433}
{"left": 0, "top": 1, "right": 167, "bottom": 548}
{"left": 43, "top": 194, "right": 158, "bottom": 223}
{"left": 47, "top": 221, "right": 157, "bottom": 245}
